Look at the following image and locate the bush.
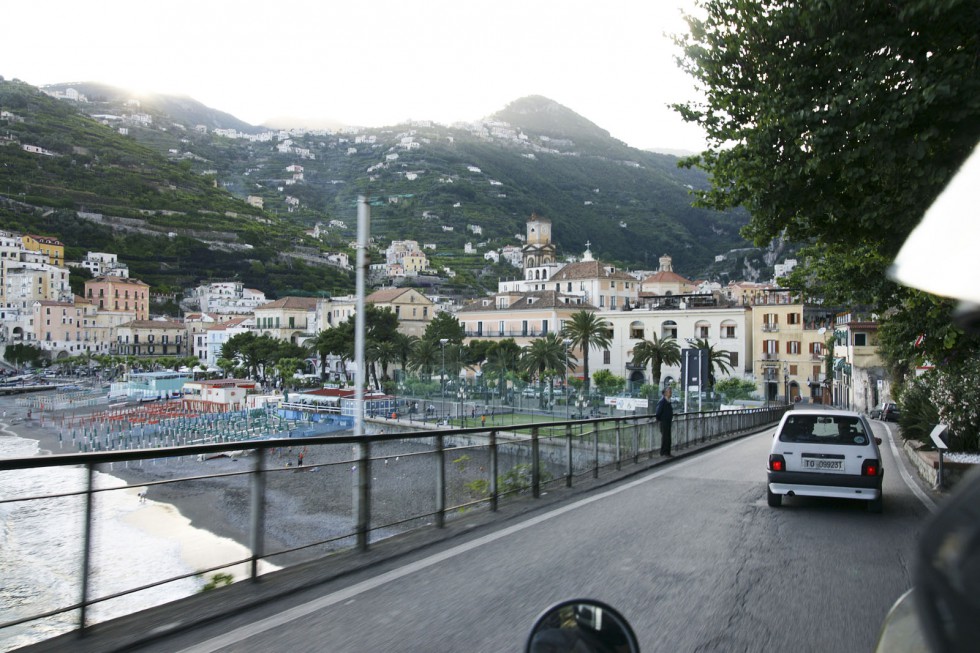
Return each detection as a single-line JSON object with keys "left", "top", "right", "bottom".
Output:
{"left": 897, "top": 373, "right": 939, "bottom": 446}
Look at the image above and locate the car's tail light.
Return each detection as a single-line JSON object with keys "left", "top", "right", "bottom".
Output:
{"left": 769, "top": 454, "right": 786, "bottom": 472}
{"left": 862, "top": 459, "right": 881, "bottom": 476}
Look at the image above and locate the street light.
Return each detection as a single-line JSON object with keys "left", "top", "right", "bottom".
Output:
{"left": 439, "top": 338, "right": 449, "bottom": 402}
{"left": 457, "top": 385, "right": 467, "bottom": 427}
{"left": 563, "top": 338, "right": 573, "bottom": 419}
{"left": 783, "top": 362, "right": 790, "bottom": 405}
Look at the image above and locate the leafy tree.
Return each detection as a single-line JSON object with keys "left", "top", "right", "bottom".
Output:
{"left": 714, "top": 377, "right": 758, "bottom": 401}
{"left": 306, "top": 324, "right": 353, "bottom": 381}
{"left": 673, "top": 0, "right": 980, "bottom": 435}
{"left": 422, "top": 312, "right": 465, "bottom": 345}
{"left": 592, "top": 369, "right": 625, "bottom": 398}
{"left": 4, "top": 343, "right": 44, "bottom": 367}
{"left": 561, "top": 311, "right": 611, "bottom": 397}
{"left": 674, "top": 0, "right": 980, "bottom": 291}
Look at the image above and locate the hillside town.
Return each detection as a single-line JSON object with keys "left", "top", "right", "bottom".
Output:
{"left": 1, "top": 213, "right": 887, "bottom": 412}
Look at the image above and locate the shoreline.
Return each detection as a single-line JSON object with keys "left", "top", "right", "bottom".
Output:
{"left": 0, "top": 393, "right": 282, "bottom": 577}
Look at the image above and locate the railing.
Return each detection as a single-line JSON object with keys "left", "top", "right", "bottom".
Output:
{"left": 0, "top": 405, "right": 788, "bottom": 644}
{"left": 762, "top": 323, "right": 779, "bottom": 332}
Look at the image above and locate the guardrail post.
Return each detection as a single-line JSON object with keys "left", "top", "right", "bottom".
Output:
{"left": 355, "top": 439, "right": 371, "bottom": 551}
{"left": 490, "top": 430, "right": 498, "bottom": 512}
{"left": 531, "top": 427, "right": 541, "bottom": 498}
{"left": 79, "top": 462, "right": 95, "bottom": 631}
{"left": 249, "top": 447, "right": 266, "bottom": 580}
{"left": 593, "top": 423, "right": 600, "bottom": 478}
{"left": 615, "top": 421, "right": 622, "bottom": 470}
{"left": 565, "top": 424, "right": 573, "bottom": 487}
{"left": 436, "top": 434, "right": 446, "bottom": 527}
{"left": 632, "top": 420, "right": 640, "bottom": 464}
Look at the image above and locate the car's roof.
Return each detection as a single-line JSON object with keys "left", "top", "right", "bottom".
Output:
{"left": 783, "top": 409, "right": 864, "bottom": 418}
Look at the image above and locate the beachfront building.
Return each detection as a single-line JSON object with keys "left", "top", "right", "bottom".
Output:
{"left": 2, "top": 259, "right": 72, "bottom": 309}
{"left": 594, "top": 304, "right": 752, "bottom": 395}
{"left": 204, "top": 316, "right": 253, "bottom": 366}
{"left": 114, "top": 320, "right": 187, "bottom": 358}
{"left": 364, "top": 287, "right": 434, "bottom": 338}
{"left": 29, "top": 300, "right": 99, "bottom": 358}
{"left": 84, "top": 276, "right": 150, "bottom": 321}
{"left": 254, "top": 296, "right": 317, "bottom": 344}
{"left": 109, "top": 371, "right": 191, "bottom": 400}
{"left": 181, "top": 378, "right": 258, "bottom": 412}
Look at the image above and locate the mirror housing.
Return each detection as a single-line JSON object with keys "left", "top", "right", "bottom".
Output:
{"left": 526, "top": 599, "right": 640, "bottom": 653}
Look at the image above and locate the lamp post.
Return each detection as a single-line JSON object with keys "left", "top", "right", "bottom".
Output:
{"left": 457, "top": 385, "right": 467, "bottom": 427}
{"left": 563, "top": 338, "right": 572, "bottom": 419}
{"left": 439, "top": 338, "right": 449, "bottom": 403}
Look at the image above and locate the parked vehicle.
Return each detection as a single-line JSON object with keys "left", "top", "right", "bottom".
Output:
{"left": 767, "top": 409, "right": 884, "bottom": 512}
{"left": 870, "top": 401, "right": 900, "bottom": 421}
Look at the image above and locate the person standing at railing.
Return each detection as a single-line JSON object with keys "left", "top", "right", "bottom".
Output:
{"left": 655, "top": 387, "right": 674, "bottom": 457}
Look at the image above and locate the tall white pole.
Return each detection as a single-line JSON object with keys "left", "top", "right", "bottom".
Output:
{"left": 354, "top": 196, "right": 370, "bottom": 436}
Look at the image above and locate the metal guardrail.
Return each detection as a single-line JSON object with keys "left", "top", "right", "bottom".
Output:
{"left": 0, "top": 405, "right": 788, "bottom": 641}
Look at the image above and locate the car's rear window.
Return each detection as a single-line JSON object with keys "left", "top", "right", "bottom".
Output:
{"left": 778, "top": 415, "right": 870, "bottom": 446}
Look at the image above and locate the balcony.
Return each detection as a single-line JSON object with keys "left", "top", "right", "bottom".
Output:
{"left": 761, "top": 323, "right": 779, "bottom": 332}
{"left": 811, "top": 353, "right": 824, "bottom": 361}
{"left": 762, "top": 352, "right": 779, "bottom": 361}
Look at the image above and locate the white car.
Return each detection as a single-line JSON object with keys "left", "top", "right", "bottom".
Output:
{"left": 767, "top": 409, "right": 884, "bottom": 512}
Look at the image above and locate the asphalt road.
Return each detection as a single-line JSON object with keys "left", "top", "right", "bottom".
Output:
{"left": 131, "top": 420, "right": 934, "bottom": 653}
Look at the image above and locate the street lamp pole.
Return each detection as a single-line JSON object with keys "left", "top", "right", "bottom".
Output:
{"left": 458, "top": 386, "right": 467, "bottom": 427}
{"left": 439, "top": 338, "right": 449, "bottom": 404}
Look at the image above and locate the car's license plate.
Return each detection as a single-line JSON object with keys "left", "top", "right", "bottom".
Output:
{"left": 801, "top": 457, "right": 845, "bottom": 472}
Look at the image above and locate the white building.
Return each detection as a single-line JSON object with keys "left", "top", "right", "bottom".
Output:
{"left": 81, "top": 252, "right": 130, "bottom": 278}
{"left": 596, "top": 305, "right": 752, "bottom": 394}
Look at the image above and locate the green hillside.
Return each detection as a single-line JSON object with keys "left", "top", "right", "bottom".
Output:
{"left": 0, "top": 78, "right": 759, "bottom": 302}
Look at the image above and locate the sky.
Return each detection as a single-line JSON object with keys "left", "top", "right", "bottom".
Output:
{"left": 2, "top": 0, "right": 707, "bottom": 153}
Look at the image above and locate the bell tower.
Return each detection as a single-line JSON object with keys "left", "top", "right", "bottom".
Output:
{"left": 522, "top": 213, "right": 556, "bottom": 269}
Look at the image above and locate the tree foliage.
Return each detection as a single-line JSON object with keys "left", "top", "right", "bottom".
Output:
{"left": 561, "top": 311, "right": 611, "bottom": 396}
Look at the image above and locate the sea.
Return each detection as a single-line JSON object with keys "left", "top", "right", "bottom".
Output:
{"left": 0, "top": 431, "right": 215, "bottom": 652}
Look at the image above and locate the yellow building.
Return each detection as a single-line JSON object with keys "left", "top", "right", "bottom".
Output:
{"left": 365, "top": 287, "right": 435, "bottom": 338}
{"left": 750, "top": 294, "right": 837, "bottom": 403}
{"left": 22, "top": 234, "right": 64, "bottom": 266}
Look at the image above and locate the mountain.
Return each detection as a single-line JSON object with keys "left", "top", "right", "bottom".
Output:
{"left": 0, "top": 79, "right": 760, "bottom": 301}
{"left": 0, "top": 79, "right": 353, "bottom": 298}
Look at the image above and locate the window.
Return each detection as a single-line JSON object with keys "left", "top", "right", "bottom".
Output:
{"left": 789, "top": 364, "right": 798, "bottom": 375}
{"left": 722, "top": 324, "right": 736, "bottom": 339}
{"left": 729, "top": 352, "right": 738, "bottom": 368}
{"left": 787, "top": 341, "right": 802, "bottom": 354}
{"left": 813, "top": 365, "right": 822, "bottom": 379}
{"left": 603, "top": 350, "right": 611, "bottom": 364}
{"left": 787, "top": 313, "right": 801, "bottom": 325}
{"left": 522, "top": 320, "right": 528, "bottom": 336}
{"left": 611, "top": 296, "right": 617, "bottom": 309}
{"left": 854, "top": 333, "right": 867, "bottom": 346}
{"left": 567, "top": 282, "right": 572, "bottom": 292}
{"left": 629, "top": 322, "right": 644, "bottom": 339}
{"left": 542, "top": 320, "right": 549, "bottom": 334}
{"left": 599, "top": 296, "right": 605, "bottom": 308}
{"left": 764, "top": 340, "right": 778, "bottom": 353}
{"left": 289, "top": 317, "right": 295, "bottom": 328}
{"left": 698, "top": 325, "right": 710, "bottom": 338}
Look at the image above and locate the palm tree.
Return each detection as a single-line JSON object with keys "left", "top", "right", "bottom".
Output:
{"left": 482, "top": 339, "right": 522, "bottom": 402}
{"left": 631, "top": 334, "right": 682, "bottom": 391}
{"left": 521, "top": 333, "right": 575, "bottom": 407}
{"left": 409, "top": 338, "right": 441, "bottom": 379}
{"left": 690, "top": 338, "right": 734, "bottom": 389}
{"left": 561, "top": 310, "right": 612, "bottom": 398}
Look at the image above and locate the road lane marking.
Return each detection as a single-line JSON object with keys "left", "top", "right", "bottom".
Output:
{"left": 177, "top": 445, "right": 730, "bottom": 652}
{"left": 880, "top": 421, "right": 937, "bottom": 513}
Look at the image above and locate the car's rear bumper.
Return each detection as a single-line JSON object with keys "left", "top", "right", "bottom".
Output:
{"left": 768, "top": 470, "right": 882, "bottom": 500}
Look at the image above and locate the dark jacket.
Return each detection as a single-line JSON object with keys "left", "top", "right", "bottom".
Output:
{"left": 655, "top": 396, "right": 673, "bottom": 422}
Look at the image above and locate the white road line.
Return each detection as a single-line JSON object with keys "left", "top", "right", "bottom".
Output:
{"left": 880, "top": 421, "right": 937, "bottom": 513}
{"left": 177, "top": 447, "right": 727, "bottom": 653}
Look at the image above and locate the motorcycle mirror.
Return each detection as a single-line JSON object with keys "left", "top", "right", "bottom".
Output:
{"left": 914, "top": 467, "right": 980, "bottom": 652}
{"left": 526, "top": 599, "right": 640, "bottom": 653}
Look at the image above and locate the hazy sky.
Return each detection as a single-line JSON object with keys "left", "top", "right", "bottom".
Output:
{"left": 3, "top": 0, "right": 707, "bottom": 152}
